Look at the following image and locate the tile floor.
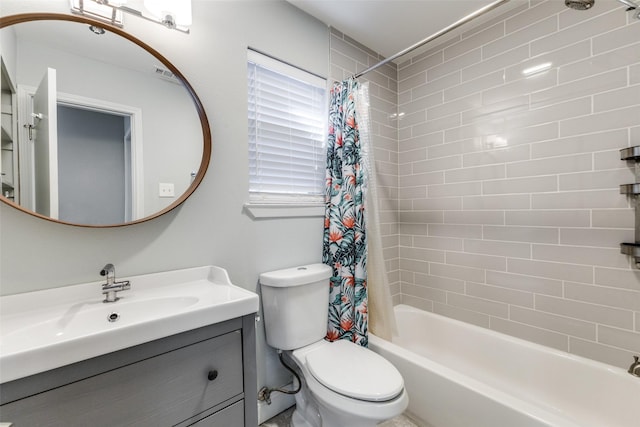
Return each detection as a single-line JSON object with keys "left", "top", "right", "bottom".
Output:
{"left": 379, "top": 414, "right": 421, "bottom": 427}
{"left": 260, "top": 407, "right": 420, "bottom": 427}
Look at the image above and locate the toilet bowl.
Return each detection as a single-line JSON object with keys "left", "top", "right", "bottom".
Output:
{"left": 260, "top": 263, "right": 408, "bottom": 427}
{"left": 287, "top": 339, "right": 408, "bottom": 427}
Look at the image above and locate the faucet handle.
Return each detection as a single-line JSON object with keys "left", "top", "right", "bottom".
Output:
{"left": 102, "top": 279, "right": 130, "bottom": 291}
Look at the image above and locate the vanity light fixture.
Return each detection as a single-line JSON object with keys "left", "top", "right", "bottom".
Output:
{"left": 70, "top": 0, "right": 192, "bottom": 34}
{"left": 70, "top": 0, "right": 124, "bottom": 27}
{"left": 143, "top": 0, "right": 192, "bottom": 30}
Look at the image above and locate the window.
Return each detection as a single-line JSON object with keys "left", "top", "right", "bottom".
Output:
{"left": 247, "top": 49, "right": 327, "bottom": 206}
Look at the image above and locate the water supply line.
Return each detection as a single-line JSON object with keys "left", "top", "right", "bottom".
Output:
{"left": 257, "top": 350, "right": 301, "bottom": 405}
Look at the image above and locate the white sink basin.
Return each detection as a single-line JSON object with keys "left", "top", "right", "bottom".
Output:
{"left": 0, "top": 266, "right": 259, "bottom": 383}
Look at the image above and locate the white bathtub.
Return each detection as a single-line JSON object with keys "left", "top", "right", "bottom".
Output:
{"left": 369, "top": 304, "right": 639, "bottom": 427}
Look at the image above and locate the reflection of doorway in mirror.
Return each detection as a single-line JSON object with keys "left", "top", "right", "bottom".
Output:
{"left": 18, "top": 85, "right": 144, "bottom": 224}
{"left": 58, "top": 105, "right": 130, "bottom": 224}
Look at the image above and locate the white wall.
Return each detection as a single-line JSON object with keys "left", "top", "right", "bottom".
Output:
{"left": 0, "top": 24, "right": 17, "bottom": 81}
{"left": 0, "top": 0, "right": 329, "bottom": 398}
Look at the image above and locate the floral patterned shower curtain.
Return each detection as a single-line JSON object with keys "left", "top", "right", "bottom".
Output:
{"left": 323, "top": 79, "right": 368, "bottom": 347}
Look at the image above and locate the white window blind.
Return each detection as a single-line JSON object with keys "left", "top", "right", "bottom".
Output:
{"left": 247, "top": 49, "right": 327, "bottom": 203}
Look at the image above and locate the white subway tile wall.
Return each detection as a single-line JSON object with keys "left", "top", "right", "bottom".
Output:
{"left": 331, "top": 0, "right": 640, "bottom": 369}
{"left": 329, "top": 28, "right": 401, "bottom": 297}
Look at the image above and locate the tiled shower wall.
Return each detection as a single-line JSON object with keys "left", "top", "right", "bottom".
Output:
{"left": 329, "top": 28, "right": 401, "bottom": 297}
{"left": 330, "top": 0, "right": 640, "bottom": 368}
{"left": 397, "top": 0, "right": 640, "bottom": 368}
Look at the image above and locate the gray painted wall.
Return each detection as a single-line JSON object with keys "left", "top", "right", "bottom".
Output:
{"left": 0, "top": 0, "right": 329, "bottom": 399}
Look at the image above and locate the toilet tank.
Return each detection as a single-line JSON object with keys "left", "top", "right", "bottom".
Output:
{"left": 260, "top": 263, "right": 332, "bottom": 350}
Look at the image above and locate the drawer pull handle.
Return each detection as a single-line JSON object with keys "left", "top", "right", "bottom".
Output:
{"left": 207, "top": 370, "right": 218, "bottom": 381}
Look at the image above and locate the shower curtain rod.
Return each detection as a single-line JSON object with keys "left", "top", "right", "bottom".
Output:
{"left": 353, "top": 0, "right": 511, "bottom": 79}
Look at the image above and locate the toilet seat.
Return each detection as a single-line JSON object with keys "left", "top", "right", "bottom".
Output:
{"left": 305, "top": 339, "right": 404, "bottom": 402}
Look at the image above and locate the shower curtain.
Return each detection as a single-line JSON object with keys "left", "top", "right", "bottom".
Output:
{"left": 323, "top": 79, "right": 397, "bottom": 346}
{"left": 355, "top": 82, "right": 397, "bottom": 342}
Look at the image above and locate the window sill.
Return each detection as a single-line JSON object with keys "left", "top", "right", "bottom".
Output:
{"left": 243, "top": 203, "right": 324, "bottom": 220}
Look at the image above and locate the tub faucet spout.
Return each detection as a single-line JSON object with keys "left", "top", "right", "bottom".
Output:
{"left": 100, "top": 263, "right": 130, "bottom": 303}
{"left": 629, "top": 356, "right": 640, "bottom": 377}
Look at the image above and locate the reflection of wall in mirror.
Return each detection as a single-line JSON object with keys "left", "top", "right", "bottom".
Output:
{"left": 0, "top": 26, "right": 17, "bottom": 81}
{"left": 58, "top": 105, "right": 127, "bottom": 225}
{"left": 16, "top": 35, "right": 202, "bottom": 217}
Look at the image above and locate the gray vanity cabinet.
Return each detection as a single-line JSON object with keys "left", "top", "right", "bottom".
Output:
{"left": 0, "top": 315, "right": 257, "bottom": 426}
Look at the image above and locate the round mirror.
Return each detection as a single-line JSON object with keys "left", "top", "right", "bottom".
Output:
{"left": 0, "top": 13, "right": 211, "bottom": 227}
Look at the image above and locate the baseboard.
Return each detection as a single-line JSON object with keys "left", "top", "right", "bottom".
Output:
{"left": 257, "top": 383, "right": 296, "bottom": 425}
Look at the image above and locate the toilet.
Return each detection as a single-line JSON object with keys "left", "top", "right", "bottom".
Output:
{"left": 260, "top": 263, "right": 408, "bottom": 427}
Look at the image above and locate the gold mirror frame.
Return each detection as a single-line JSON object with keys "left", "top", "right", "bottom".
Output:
{"left": 0, "top": 13, "right": 211, "bottom": 228}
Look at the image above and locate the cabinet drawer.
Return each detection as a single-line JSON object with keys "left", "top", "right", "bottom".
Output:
{"left": 1, "top": 330, "right": 243, "bottom": 426}
{"left": 189, "top": 401, "right": 244, "bottom": 426}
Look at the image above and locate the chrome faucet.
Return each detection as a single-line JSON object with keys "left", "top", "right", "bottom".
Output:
{"left": 629, "top": 355, "right": 640, "bottom": 377}
{"left": 100, "top": 263, "right": 130, "bottom": 303}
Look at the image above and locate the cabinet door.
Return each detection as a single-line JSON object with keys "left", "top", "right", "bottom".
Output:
{"left": 32, "top": 67, "right": 58, "bottom": 218}
{"left": 0, "top": 331, "right": 243, "bottom": 426}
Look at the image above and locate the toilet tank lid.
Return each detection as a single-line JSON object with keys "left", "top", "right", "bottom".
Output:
{"left": 259, "top": 264, "right": 332, "bottom": 287}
